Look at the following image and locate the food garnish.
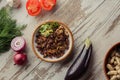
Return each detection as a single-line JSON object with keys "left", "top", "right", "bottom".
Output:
{"left": 35, "top": 22, "right": 69, "bottom": 58}
{"left": 0, "top": 7, "right": 26, "bottom": 53}
{"left": 65, "top": 38, "right": 92, "bottom": 80}
{"left": 39, "top": 22, "right": 59, "bottom": 37}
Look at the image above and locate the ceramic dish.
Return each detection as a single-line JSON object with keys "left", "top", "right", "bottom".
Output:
{"left": 104, "top": 42, "right": 120, "bottom": 80}
{"left": 32, "top": 21, "right": 74, "bottom": 62}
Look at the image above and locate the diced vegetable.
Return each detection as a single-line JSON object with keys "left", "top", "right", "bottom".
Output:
{"left": 39, "top": 22, "right": 59, "bottom": 37}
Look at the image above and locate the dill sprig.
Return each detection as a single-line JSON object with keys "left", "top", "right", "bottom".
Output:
{"left": 0, "top": 7, "right": 26, "bottom": 53}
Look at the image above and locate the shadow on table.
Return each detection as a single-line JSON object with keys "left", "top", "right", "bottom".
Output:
{"left": 62, "top": 46, "right": 76, "bottom": 64}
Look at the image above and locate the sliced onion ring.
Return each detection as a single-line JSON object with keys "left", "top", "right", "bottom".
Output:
{"left": 11, "top": 37, "right": 26, "bottom": 51}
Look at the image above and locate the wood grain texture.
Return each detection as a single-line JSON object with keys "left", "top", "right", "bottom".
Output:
{"left": 0, "top": 0, "right": 120, "bottom": 80}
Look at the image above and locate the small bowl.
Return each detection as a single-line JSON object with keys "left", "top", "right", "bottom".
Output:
{"left": 104, "top": 42, "right": 120, "bottom": 80}
{"left": 32, "top": 21, "right": 74, "bottom": 62}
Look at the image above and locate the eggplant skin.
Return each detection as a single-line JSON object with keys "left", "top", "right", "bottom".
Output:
{"left": 65, "top": 43, "right": 92, "bottom": 80}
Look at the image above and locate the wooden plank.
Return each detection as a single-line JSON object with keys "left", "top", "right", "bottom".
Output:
{"left": 9, "top": 0, "right": 105, "bottom": 80}
{"left": 26, "top": 1, "right": 118, "bottom": 80}
{"left": 0, "top": 0, "right": 120, "bottom": 80}
{"left": 24, "top": 0, "right": 120, "bottom": 80}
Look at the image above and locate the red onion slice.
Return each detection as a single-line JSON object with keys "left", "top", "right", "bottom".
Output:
{"left": 11, "top": 37, "right": 26, "bottom": 51}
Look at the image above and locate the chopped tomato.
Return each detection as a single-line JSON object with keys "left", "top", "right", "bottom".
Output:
{"left": 40, "top": 0, "right": 56, "bottom": 11}
{"left": 26, "top": 0, "right": 41, "bottom": 16}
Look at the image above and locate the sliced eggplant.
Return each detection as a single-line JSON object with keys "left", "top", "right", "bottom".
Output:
{"left": 65, "top": 38, "right": 92, "bottom": 80}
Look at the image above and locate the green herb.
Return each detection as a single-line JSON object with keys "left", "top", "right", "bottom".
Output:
{"left": 0, "top": 7, "right": 26, "bottom": 53}
{"left": 39, "top": 22, "right": 60, "bottom": 37}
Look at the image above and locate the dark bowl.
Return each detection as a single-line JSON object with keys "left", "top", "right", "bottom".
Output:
{"left": 104, "top": 42, "right": 120, "bottom": 80}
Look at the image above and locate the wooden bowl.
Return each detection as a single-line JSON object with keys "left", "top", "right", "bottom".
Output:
{"left": 32, "top": 21, "right": 74, "bottom": 62}
{"left": 104, "top": 42, "right": 120, "bottom": 80}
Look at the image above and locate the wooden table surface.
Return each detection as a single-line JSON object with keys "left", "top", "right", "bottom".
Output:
{"left": 1, "top": 0, "right": 120, "bottom": 80}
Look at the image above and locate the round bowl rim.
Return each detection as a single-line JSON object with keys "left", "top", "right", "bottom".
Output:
{"left": 32, "top": 20, "right": 74, "bottom": 63}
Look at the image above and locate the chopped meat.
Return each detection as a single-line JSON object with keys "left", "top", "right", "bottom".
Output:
{"left": 36, "top": 25, "right": 69, "bottom": 58}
